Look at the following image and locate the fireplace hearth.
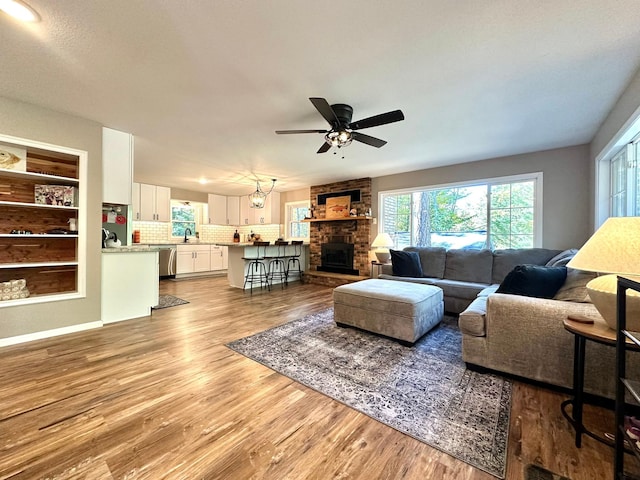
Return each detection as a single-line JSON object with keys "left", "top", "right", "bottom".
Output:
{"left": 319, "top": 241, "right": 359, "bottom": 275}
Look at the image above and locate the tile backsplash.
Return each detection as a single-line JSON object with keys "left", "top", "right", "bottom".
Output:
{"left": 132, "top": 221, "right": 282, "bottom": 244}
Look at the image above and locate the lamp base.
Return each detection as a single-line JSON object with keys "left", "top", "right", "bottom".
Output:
{"left": 375, "top": 251, "right": 391, "bottom": 264}
{"left": 586, "top": 274, "right": 640, "bottom": 331}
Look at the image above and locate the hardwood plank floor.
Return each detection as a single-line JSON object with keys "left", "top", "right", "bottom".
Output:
{"left": 0, "top": 276, "right": 625, "bottom": 479}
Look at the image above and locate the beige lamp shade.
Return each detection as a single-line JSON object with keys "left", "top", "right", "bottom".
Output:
{"left": 371, "top": 232, "right": 394, "bottom": 263}
{"left": 567, "top": 217, "right": 640, "bottom": 330}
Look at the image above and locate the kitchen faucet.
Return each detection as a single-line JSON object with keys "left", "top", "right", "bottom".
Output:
{"left": 184, "top": 228, "right": 192, "bottom": 243}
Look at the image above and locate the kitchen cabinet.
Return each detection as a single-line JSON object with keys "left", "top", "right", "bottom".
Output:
{"left": 102, "top": 127, "right": 133, "bottom": 205}
{"left": 132, "top": 182, "right": 171, "bottom": 221}
{"left": 101, "top": 250, "right": 158, "bottom": 323}
{"left": 207, "top": 194, "right": 227, "bottom": 225}
{"left": 0, "top": 133, "right": 86, "bottom": 307}
{"left": 210, "top": 245, "right": 228, "bottom": 270}
{"left": 176, "top": 244, "right": 211, "bottom": 274}
{"left": 227, "top": 196, "right": 240, "bottom": 225}
{"left": 239, "top": 191, "right": 280, "bottom": 225}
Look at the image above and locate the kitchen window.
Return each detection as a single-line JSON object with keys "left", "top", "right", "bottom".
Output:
{"left": 285, "top": 200, "right": 310, "bottom": 240}
{"left": 171, "top": 201, "right": 203, "bottom": 239}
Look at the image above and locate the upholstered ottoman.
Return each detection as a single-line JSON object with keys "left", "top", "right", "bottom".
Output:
{"left": 333, "top": 279, "right": 444, "bottom": 345}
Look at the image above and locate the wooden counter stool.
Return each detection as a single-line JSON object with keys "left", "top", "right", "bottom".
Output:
{"left": 265, "top": 240, "right": 289, "bottom": 289}
{"left": 242, "top": 241, "right": 270, "bottom": 293}
{"left": 286, "top": 240, "right": 304, "bottom": 282}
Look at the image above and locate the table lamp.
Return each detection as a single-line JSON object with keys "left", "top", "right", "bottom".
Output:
{"left": 567, "top": 217, "right": 640, "bottom": 331}
{"left": 371, "top": 232, "right": 394, "bottom": 263}
{"left": 371, "top": 233, "right": 394, "bottom": 263}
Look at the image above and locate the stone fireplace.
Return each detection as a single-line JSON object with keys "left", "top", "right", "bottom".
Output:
{"left": 305, "top": 178, "right": 372, "bottom": 286}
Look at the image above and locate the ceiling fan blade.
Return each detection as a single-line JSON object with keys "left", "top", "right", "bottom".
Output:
{"left": 349, "top": 109, "right": 405, "bottom": 130}
{"left": 275, "top": 129, "right": 327, "bottom": 134}
{"left": 317, "top": 142, "right": 332, "bottom": 154}
{"left": 351, "top": 132, "right": 387, "bottom": 148}
{"left": 309, "top": 97, "right": 340, "bottom": 126}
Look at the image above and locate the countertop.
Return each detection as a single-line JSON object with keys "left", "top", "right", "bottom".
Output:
{"left": 102, "top": 246, "right": 160, "bottom": 253}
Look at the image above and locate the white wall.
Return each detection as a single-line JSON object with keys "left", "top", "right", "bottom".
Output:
{"left": 372, "top": 144, "right": 591, "bottom": 250}
{"left": 0, "top": 96, "right": 103, "bottom": 339}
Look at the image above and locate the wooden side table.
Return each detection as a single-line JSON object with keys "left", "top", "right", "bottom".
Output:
{"left": 561, "top": 316, "right": 640, "bottom": 448}
{"left": 370, "top": 260, "right": 390, "bottom": 278}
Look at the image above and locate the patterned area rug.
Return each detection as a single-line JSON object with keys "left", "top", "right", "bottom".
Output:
{"left": 525, "top": 464, "right": 571, "bottom": 480}
{"left": 227, "top": 309, "right": 511, "bottom": 478}
{"left": 152, "top": 294, "right": 189, "bottom": 310}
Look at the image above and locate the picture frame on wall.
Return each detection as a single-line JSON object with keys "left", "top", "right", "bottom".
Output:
{"left": 0, "top": 143, "right": 27, "bottom": 172}
{"left": 326, "top": 195, "right": 351, "bottom": 219}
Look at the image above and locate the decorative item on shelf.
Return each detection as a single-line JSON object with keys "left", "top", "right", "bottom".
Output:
{"left": 349, "top": 208, "right": 358, "bottom": 217}
{"left": 10, "top": 229, "right": 32, "bottom": 235}
{"left": 0, "top": 143, "right": 26, "bottom": 171}
{"left": 364, "top": 208, "right": 372, "bottom": 217}
{"left": 326, "top": 195, "right": 351, "bottom": 219}
{"left": 567, "top": 217, "right": 640, "bottom": 331}
{"left": 371, "top": 232, "right": 395, "bottom": 263}
{"left": 67, "top": 218, "right": 77, "bottom": 232}
{"left": 248, "top": 178, "right": 276, "bottom": 209}
{"left": 0, "top": 278, "right": 29, "bottom": 301}
{"left": 34, "top": 184, "right": 76, "bottom": 207}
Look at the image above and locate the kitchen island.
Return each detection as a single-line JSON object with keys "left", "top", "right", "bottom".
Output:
{"left": 101, "top": 246, "right": 159, "bottom": 323}
{"left": 218, "top": 242, "right": 309, "bottom": 289}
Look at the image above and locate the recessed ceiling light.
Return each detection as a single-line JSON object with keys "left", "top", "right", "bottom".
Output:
{"left": 0, "top": 0, "right": 40, "bottom": 22}
{"left": 198, "top": 178, "right": 208, "bottom": 185}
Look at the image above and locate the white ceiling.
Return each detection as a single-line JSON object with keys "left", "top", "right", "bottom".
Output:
{"left": 1, "top": 1, "right": 640, "bottom": 196}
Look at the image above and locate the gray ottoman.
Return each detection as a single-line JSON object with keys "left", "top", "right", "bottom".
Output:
{"left": 333, "top": 279, "right": 444, "bottom": 345}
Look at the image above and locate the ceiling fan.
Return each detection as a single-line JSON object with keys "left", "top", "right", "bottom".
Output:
{"left": 276, "top": 97, "right": 405, "bottom": 154}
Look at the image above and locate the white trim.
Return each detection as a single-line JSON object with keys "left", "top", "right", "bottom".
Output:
{"left": 594, "top": 107, "right": 640, "bottom": 227}
{"left": 284, "top": 200, "right": 310, "bottom": 241}
{"left": 0, "top": 321, "right": 102, "bottom": 347}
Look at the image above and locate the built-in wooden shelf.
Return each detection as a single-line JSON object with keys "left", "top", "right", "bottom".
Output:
{"left": 302, "top": 216, "right": 372, "bottom": 223}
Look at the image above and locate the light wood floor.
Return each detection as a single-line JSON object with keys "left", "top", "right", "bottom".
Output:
{"left": 0, "top": 276, "right": 624, "bottom": 479}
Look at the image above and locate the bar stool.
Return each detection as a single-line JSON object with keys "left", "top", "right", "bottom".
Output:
{"left": 242, "top": 241, "right": 270, "bottom": 293}
{"left": 286, "top": 240, "right": 304, "bottom": 282}
{"left": 265, "top": 240, "right": 289, "bottom": 289}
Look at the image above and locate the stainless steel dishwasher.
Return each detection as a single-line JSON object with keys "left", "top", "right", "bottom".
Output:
{"left": 157, "top": 246, "right": 176, "bottom": 277}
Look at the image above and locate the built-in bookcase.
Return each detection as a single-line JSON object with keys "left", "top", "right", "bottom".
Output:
{"left": 0, "top": 134, "right": 87, "bottom": 307}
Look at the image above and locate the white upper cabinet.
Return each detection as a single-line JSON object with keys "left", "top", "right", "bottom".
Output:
{"left": 102, "top": 127, "right": 133, "bottom": 205}
{"left": 239, "top": 191, "right": 280, "bottom": 225}
{"left": 132, "top": 182, "right": 170, "bottom": 221}
{"left": 227, "top": 196, "right": 240, "bottom": 225}
{"left": 207, "top": 194, "right": 227, "bottom": 225}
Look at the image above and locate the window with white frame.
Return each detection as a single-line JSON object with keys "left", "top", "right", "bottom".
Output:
{"left": 171, "top": 201, "right": 203, "bottom": 239}
{"left": 285, "top": 200, "right": 310, "bottom": 240}
{"left": 610, "top": 133, "right": 640, "bottom": 217}
{"left": 379, "top": 173, "right": 542, "bottom": 250}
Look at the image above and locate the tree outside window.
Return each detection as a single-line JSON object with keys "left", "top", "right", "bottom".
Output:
{"left": 380, "top": 175, "right": 539, "bottom": 250}
{"left": 286, "top": 201, "right": 310, "bottom": 240}
{"left": 171, "top": 205, "right": 196, "bottom": 238}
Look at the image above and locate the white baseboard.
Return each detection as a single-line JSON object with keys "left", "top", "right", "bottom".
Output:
{"left": 0, "top": 321, "right": 103, "bottom": 347}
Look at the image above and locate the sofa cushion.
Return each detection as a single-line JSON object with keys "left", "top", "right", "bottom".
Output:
{"left": 432, "top": 278, "right": 490, "bottom": 301}
{"left": 404, "top": 246, "right": 447, "bottom": 279}
{"left": 496, "top": 265, "right": 567, "bottom": 299}
{"left": 553, "top": 267, "right": 596, "bottom": 303}
{"left": 444, "top": 249, "right": 493, "bottom": 284}
{"left": 545, "top": 249, "right": 578, "bottom": 267}
{"left": 491, "top": 248, "right": 563, "bottom": 284}
{"left": 390, "top": 249, "right": 423, "bottom": 277}
{"left": 459, "top": 295, "right": 488, "bottom": 337}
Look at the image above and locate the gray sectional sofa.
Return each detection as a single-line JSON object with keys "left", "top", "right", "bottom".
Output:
{"left": 378, "top": 246, "right": 639, "bottom": 398}
{"left": 379, "top": 246, "right": 562, "bottom": 313}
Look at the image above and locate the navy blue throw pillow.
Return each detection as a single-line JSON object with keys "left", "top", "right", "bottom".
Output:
{"left": 496, "top": 264, "right": 567, "bottom": 299}
{"left": 390, "top": 249, "right": 423, "bottom": 277}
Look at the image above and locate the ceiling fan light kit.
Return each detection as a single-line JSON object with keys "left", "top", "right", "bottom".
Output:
{"left": 276, "top": 97, "right": 404, "bottom": 154}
